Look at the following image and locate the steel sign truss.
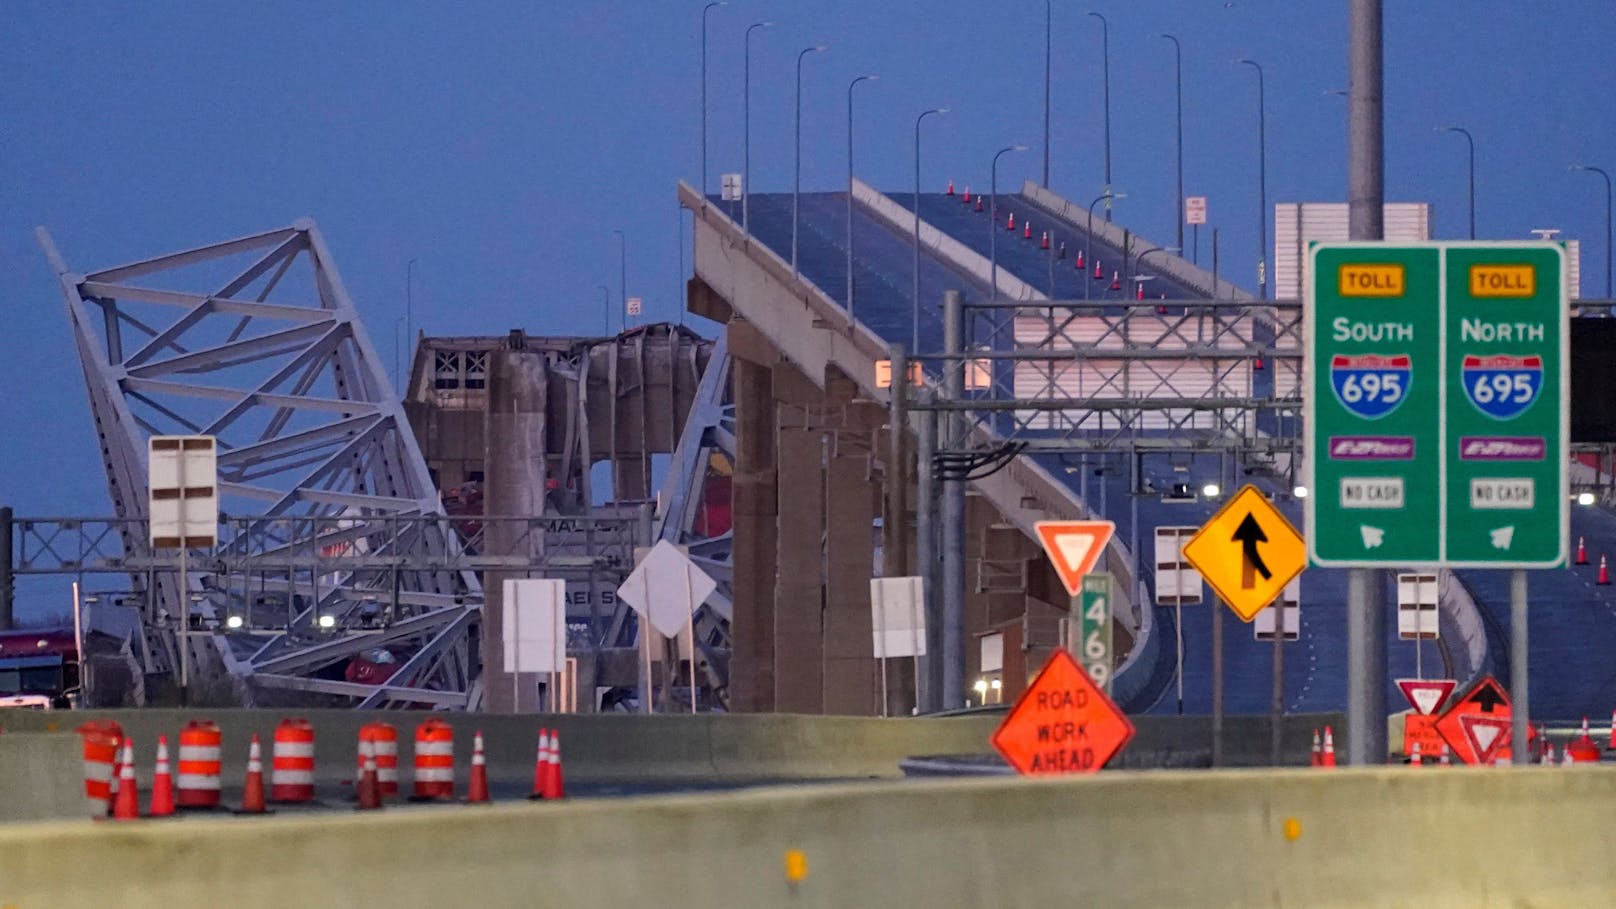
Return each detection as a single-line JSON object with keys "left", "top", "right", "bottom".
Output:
{"left": 38, "top": 220, "right": 486, "bottom": 708}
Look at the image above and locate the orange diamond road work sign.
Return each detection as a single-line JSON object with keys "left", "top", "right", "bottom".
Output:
{"left": 1181, "top": 485, "right": 1307, "bottom": 622}
{"left": 1034, "top": 520, "right": 1116, "bottom": 597}
{"left": 991, "top": 649, "right": 1135, "bottom": 775}
{"left": 1431, "top": 675, "right": 1533, "bottom": 765}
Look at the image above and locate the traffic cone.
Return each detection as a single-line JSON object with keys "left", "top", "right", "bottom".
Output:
{"left": 946, "top": 179, "right": 955, "bottom": 196}
{"left": 528, "top": 729, "right": 551, "bottom": 800}
{"left": 1607, "top": 709, "right": 1616, "bottom": 750}
{"left": 1023, "top": 221, "right": 1032, "bottom": 240}
{"left": 1539, "top": 724, "right": 1551, "bottom": 762}
{"left": 1110, "top": 271, "right": 1121, "bottom": 292}
{"left": 1563, "top": 745, "right": 1577, "bottom": 766}
{"left": 962, "top": 186, "right": 971, "bottom": 203}
{"left": 465, "top": 731, "right": 491, "bottom": 804}
{"left": 1321, "top": 727, "right": 1337, "bottom": 768}
{"left": 1310, "top": 728, "right": 1321, "bottom": 766}
{"left": 1255, "top": 356, "right": 1265, "bottom": 370}
{"left": 355, "top": 738, "right": 382, "bottom": 811}
{"left": 546, "top": 729, "right": 566, "bottom": 799}
{"left": 1576, "top": 536, "right": 1587, "bottom": 565}
{"left": 1093, "top": 258, "right": 1103, "bottom": 280}
{"left": 149, "top": 735, "right": 174, "bottom": 818}
{"left": 1599, "top": 555, "right": 1610, "bottom": 585}
{"left": 1039, "top": 230, "right": 1049, "bottom": 249}
{"left": 1076, "top": 249, "right": 1085, "bottom": 269}
{"left": 1545, "top": 743, "right": 1558, "bottom": 764}
{"left": 1439, "top": 743, "right": 1451, "bottom": 766}
{"left": 112, "top": 739, "right": 140, "bottom": 821}
{"left": 235, "top": 734, "right": 270, "bottom": 815}
{"left": 1410, "top": 741, "right": 1422, "bottom": 767}
{"left": 1136, "top": 282, "right": 1145, "bottom": 300}
{"left": 1006, "top": 212, "right": 1016, "bottom": 231}
{"left": 1057, "top": 240, "right": 1067, "bottom": 259}
{"left": 975, "top": 195, "right": 984, "bottom": 212}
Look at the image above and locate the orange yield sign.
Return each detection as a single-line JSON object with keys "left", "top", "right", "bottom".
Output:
{"left": 1034, "top": 520, "right": 1115, "bottom": 597}
{"left": 991, "top": 649, "right": 1135, "bottom": 775}
{"left": 1181, "top": 485, "right": 1306, "bottom": 622}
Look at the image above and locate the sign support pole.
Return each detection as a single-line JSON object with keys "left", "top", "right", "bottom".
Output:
{"left": 1211, "top": 595, "right": 1224, "bottom": 767}
{"left": 1271, "top": 603, "right": 1284, "bottom": 766}
{"left": 1175, "top": 598, "right": 1185, "bottom": 715}
{"left": 1347, "top": 569, "right": 1386, "bottom": 765}
{"left": 178, "top": 542, "right": 189, "bottom": 706}
{"left": 1510, "top": 569, "right": 1529, "bottom": 764}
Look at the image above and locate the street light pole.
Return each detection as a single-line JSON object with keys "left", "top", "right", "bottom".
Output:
{"left": 1237, "top": 59, "right": 1268, "bottom": 300}
{"left": 1160, "top": 34, "right": 1183, "bottom": 254}
{"left": 612, "top": 229, "right": 626, "bottom": 334}
{"left": 914, "top": 107, "right": 949, "bottom": 350}
{"left": 990, "top": 144, "right": 1030, "bottom": 302}
{"left": 1087, "top": 11, "right": 1112, "bottom": 219}
{"left": 1136, "top": 246, "right": 1182, "bottom": 286}
{"left": 742, "top": 21, "right": 772, "bottom": 232}
{"left": 1084, "top": 191, "right": 1122, "bottom": 300}
{"left": 1043, "top": 0, "right": 1052, "bottom": 188}
{"left": 597, "top": 284, "right": 611, "bottom": 335}
{"left": 700, "top": 2, "right": 726, "bottom": 198}
{"left": 793, "top": 44, "right": 829, "bottom": 278}
{"left": 847, "top": 74, "right": 878, "bottom": 324}
{"left": 1573, "top": 164, "right": 1612, "bottom": 298}
{"left": 1439, "top": 126, "right": 1475, "bottom": 239}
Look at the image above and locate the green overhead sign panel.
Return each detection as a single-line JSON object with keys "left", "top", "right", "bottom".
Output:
{"left": 1305, "top": 242, "right": 1567, "bottom": 568}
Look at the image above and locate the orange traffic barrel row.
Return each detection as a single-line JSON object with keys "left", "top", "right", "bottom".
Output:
{"left": 358, "top": 722, "right": 399, "bottom": 798}
{"left": 412, "top": 719, "right": 454, "bottom": 800}
{"left": 271, "top": 718, "right": 316, "bottom": 803}
{"left": 76, "top": 720, "right": 124, "bottom": 817}
{"left": 176, "top": 720, "right": 223, "bottom": 809}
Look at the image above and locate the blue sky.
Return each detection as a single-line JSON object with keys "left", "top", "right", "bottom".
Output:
{"left": 1, "top": 0, "right": 1612, "bottom": 529}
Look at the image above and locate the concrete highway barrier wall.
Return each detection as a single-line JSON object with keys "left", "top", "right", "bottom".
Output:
{"left": 3, "top": 766, "right": 1613, "bottom": 908}
{"left": 0, "top": 733, "right": 82, "bottom": 822}
{"left": 0, "top": 709, "right": 1003, "bottom": 789}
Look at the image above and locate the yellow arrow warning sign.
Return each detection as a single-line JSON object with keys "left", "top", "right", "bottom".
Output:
{"left": 1181, "top": 485, "right": 1306, "bottom": 622}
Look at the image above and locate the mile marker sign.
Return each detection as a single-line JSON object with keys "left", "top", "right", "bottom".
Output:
{"left": 991, "top": 649, "right": 1134, "bottom": 775}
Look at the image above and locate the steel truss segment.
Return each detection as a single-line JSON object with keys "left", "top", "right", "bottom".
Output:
{"left": 39, "top": 221, "right": 483, "bottom": 708}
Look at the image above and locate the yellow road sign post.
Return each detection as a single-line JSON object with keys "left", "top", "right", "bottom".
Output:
{"left": 1182, "top": 484, "right": 1307, "bottom": 767}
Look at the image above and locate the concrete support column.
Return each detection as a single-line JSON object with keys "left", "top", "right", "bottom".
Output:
{"left": 773, "top": 423, "right": 825, "bottom": 714}
{"left": 484, "top": 350, "right": 548, "bottom": 713}
{"left": 728, "top": 352, "right": 777, "bottom": 712}
{"left": 823, "top": 427, "right": 878, "bottom": 715}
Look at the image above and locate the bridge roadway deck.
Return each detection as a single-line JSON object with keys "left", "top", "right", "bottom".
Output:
{"left": 723, "top": 185, "right": 1616, "bottom": 722}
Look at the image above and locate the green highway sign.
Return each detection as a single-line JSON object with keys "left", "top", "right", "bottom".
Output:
{"left": 1305, "top": 243, "right": 1567, "bottom": 568}
{"left": 1078, "top": 573, "right": 1112, "bottom": 693}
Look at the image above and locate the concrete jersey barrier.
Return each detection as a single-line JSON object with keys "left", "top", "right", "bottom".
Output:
{"left": 2, "top": 766, "right": 1614, "bottom": 907}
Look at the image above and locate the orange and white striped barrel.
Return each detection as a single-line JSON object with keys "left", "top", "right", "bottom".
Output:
{"left": 176, "top": 719, "right": 223, "bottom": 809}
{"left": 75, "top": 720, "right": 124, "bottom": 816}
{"left": 270, "top": 718, "right": 316, "bottom": 803}
{"left": 357, "top": 722, "right": 399, "bottom": 798}
{"left": 411, "top": 719, "right": 454, "bottom": 800}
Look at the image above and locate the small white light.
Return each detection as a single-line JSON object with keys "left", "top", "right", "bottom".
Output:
{"left": 1578, "top": 491, "right": 1596, "bottom": 506}
{"left": 1293, "top": 485, "right": 1309, "bottom": 499}
{"left": 972, "top": 679, "right": 988, "bottom": 694}
{"left": 990, "top": 678, "right": 1002, "bottom": 690}
{"left": 1201, "top": 483, "right": 1221, "bottom": 498}
{"left": 318, "top": 614, "right": 336, "bottom": 629}
{"left": 226, "top": 615, "right": 244, "bottom": 629}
